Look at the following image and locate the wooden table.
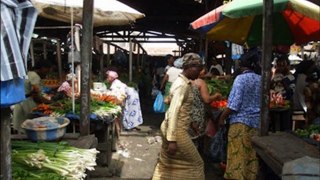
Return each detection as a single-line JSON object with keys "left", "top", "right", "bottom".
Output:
{"left": 252, "top": 132, "right": 320, "bottom": 177}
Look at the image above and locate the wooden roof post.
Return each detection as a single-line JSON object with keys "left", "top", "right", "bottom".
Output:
{"left": 80, "top": 0, "right": 94, "bottom": 136}
{"left": 1, "top": 108, "right": 12, "bottom": 179}
{"left": 260, "top": 0, "right": 273, "bottom": 136}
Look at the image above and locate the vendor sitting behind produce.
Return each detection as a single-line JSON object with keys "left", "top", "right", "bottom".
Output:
{"left": 106, "top": 70, "right": 127, "bottom": 105}
{"left": 12, "top": 60, "right": 52, "bottom": 133}
{"left": 57, "top": 73, "right": 79, "bottom": 98}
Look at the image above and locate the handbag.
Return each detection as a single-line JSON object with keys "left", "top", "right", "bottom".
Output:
{"left": 1, "top": 78, "right": 26, "bottom": 108}
{"left": 153, "top": 91, "right": 165, "bottom": 113}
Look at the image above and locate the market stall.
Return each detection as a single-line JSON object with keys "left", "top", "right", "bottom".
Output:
{"left": 26, "top": 82, "right": 123, "bottom": 165}
{"left": 252, "top": 132, "right": 320, "bottom": 178}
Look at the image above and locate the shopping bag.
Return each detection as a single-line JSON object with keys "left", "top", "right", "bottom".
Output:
{"left": 153, "top": 92, "right": 165, "bottom": 113}
{"left": 1, "top": 78, "right": 26, "bottom": 108}
{"left": 210, "top": 126, "right": 227, "bottom": 162}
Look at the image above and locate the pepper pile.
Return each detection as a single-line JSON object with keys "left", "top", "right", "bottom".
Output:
{"left": 32, "top": 104, "right": 53, "bottom": 115}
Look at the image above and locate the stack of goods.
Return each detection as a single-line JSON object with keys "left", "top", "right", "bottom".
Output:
{"left": 42, "top": 79, "right": 60, "bottom": 88}
{"left": 210, "top": 99, "right": 228, "bottom": 109}
{"left": 269, "top": 92, "right": 290, "bottom": 108}
{"left": 207, "top": 79, "right": 233, "bottom": 109}
{"left": 12, "top": 141, "right": 99, "bottom": 180}
{"left": 32, "top": 104, "right": 54, "bottom": 115}
{"left": 91, "top": 91, "right": 118, "bottom": 104}
{"left": 32, "top": 99, "right": 122, "bottom": 119}
{"left": 295, "top": 124, "right": 320, "bottom": 142}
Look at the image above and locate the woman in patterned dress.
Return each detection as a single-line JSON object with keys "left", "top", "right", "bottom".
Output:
{"left": 189, "top": 68, "right": 222, "bottom": 147}
{"left": 152, "top": 53, "right": 205, "bottom": 180}
{"left": 218, "top": 49, "right": 262, "bottom": 180}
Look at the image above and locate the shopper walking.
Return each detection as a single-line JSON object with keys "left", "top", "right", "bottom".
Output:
{"left": 152, "top": 53, "right": 205, "bottom": 180}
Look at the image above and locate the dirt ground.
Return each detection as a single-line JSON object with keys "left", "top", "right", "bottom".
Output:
{"left": 90, "top": 97, "right": 224, "bottom": 180}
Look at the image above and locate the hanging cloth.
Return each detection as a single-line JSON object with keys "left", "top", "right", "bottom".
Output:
{"left": 1, "top": 0, "right": 38, "bottom": 107}
{"left": 231, "top": 43, "right": 244, "bottom": 60}
{"left": 123, "top": 87, "right": 143, "bottom": 129}
{"left": 1, "top": 0, "right": 38, "bottom": 81}
{"left": 67, "top": 24, "right": 82, "bottom": 63}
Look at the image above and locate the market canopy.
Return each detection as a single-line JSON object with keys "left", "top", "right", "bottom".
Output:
{"left": 31, "top": 0, "right": 145, "bottom": 27}
{"left": 190, "top": 0, "right": 320, "bottom": 46}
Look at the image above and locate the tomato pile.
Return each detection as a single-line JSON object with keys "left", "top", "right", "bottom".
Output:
{"left": 210, "top": 99, "right": 228, "bottom": 109}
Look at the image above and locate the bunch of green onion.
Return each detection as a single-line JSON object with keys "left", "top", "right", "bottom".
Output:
{"left": 93, "top": 104, "right": 122, "bottom": 117}
{"left": 12, "top": 141, "right": 99, "bottom": 180}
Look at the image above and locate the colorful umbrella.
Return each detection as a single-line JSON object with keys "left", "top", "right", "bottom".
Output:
{"left": 191, "top": 0, "right": 320, "bottom": 46}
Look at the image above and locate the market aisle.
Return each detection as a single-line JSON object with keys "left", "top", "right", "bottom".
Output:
{"left": 110, "top": 97, "right": 164, "bottom": 179}
{"left": 90, "top": 97, "right": 164, "bottom": 179}
{"left": 90, "top": 97, "right": 224, "bottom": 179}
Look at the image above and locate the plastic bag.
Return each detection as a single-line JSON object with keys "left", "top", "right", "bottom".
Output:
{"left": 210, "top": 127, "right": 227, "bottom": 162}
{"left": 1, "top": 78, "right": 26, "bottom": 108}
{"left": 153, "top": 92, "right": 165, "bottom": 113}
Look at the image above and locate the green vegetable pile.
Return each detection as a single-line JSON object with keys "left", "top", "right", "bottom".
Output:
{"left": 295, "top": 124, "right": 320, "bottom": 138}
{"left": 206, "top": 79, "right": 234, "bottom": 98}
{"left": 50, "top": 99, "right": 121, "bottom": 116}
{"left": 12, "top": 141, "right": 99, "bottom": 180}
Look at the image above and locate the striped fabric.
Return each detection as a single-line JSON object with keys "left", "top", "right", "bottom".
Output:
{"left": 1, "top": 0, "right": 38, "bottom": 81}
{"left": 152, "top": 75, "right": 204, "bottom": 180}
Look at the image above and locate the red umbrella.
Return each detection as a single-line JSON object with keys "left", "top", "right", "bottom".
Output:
{"left": 191, "top": 0, "right": 320, "bottom": 46}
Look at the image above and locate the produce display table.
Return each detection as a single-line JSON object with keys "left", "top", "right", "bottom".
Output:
{"left": 251, "top": 132, "right": 320, "bottom": 177}
{"left": 28, "top": 104, "right": 120, "bottom": 167}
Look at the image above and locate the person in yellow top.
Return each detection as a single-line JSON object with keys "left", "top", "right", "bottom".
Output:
{"left": 152, "top": 53, "right": 205, "bottom": 180}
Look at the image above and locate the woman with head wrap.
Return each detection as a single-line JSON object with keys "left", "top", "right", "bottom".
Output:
{"left": 106, "top": 70, "right": 127, "bottom": 103}
{"left": 152, "top": 53, "right": 205, "bottom": 180}
{"left": 218, "top": 49, "right": 262, "bottom": 180}
{"left": 106, "top": 70, "right": 143, "bottom": 134}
